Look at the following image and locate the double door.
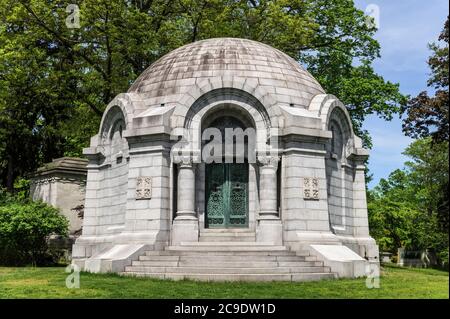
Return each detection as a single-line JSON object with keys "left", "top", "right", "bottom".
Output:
{"left": 205, "top": 163, "right": 248, "bottom": 228}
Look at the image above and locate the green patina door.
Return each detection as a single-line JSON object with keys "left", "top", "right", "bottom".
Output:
{"left": 205, "top": 163, "right": 248, "bottom": 228}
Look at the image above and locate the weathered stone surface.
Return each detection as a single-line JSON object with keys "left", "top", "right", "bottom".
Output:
{"left": 128, "top": 38, "right": 324, "bottom": 111}
{"left": 65, "top": 38, "right": 379, "bottom": 281}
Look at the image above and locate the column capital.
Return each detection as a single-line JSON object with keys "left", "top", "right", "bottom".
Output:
{"left": 257, "top": 154, "right": 280, "bottom": 168}
{"left": 174, "top": 155, "right": 195, "bottom": 168}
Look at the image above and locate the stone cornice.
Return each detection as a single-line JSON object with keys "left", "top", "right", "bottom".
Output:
{"left": 281, "top": 127, "right": 332, "bottom": 140}
{"left": 30, "top": 175, "right": 86, "bottom": 185}
{"left": 29, "top": 157, "right": 88, "bottom": 179}
{"left": 283, "top": 147, "right": 327, "bottom": 156}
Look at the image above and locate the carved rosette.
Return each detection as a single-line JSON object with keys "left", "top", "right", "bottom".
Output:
{"left": 303, "top": 177, "right": 319, "bottom": 200}
{"left": 136, "top": 176, "right": 152, "bottom": 199}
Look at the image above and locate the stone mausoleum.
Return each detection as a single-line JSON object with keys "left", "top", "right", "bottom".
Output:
{"left": 71, "top": 38, "right": 379, "bottom": 281}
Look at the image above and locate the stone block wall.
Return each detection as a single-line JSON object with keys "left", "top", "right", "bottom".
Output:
{"left": 281, "top": 140, "right": 333, "bottom": 246}
{"left": 117, "top": 138, "right": 172, "bottom": 247}
{"left": 93, "top": 160, "right": 129, "bottom": 236}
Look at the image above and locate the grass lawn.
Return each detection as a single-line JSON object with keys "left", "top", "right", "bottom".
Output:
{"left": 0, "top": 264, "right": 448, "bottom": 299}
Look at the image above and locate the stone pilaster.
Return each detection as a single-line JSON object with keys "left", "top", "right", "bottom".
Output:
{"left": 346, "top": 157, "right": 379, "bottom": 261}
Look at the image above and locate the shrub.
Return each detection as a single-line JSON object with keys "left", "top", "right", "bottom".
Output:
{"left": 0, "top": 197, "right": 69, "bottom": 266}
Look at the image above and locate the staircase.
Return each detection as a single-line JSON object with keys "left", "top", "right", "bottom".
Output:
{"left": 121, "top": 230, "right": 336, "bottom": 281}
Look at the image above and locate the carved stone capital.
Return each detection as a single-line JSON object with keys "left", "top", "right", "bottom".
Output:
{"left": 257, "top": 155, "right": 280, "bottom": 168}
{"left": 172, "top": 154, "right": 193, "bottom": 167}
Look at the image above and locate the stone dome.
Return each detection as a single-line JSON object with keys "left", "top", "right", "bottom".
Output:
{"left": 128, "top": 38, "right": 325, "bottom": 109}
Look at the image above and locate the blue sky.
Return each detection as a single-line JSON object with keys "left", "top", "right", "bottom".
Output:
{"left": 353, "top": 0, "right": 449, "bottom": 188}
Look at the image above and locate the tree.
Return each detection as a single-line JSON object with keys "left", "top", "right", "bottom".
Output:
{"left": 368, "top": 138, "right": 449, "bottom": 266}
{"left": 402, "top": 17, "right": 449, "bottom": 143}
{"left": 0, "top": 0, "right": 407, "bottom": 189}
{"left": 403, "top": 138, "right": 449, "bottom": 232}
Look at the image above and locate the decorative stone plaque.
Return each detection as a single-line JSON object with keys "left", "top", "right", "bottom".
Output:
{"left": 303, "top": 177, "right": 319, "bottom": 200}
{"left": 136, "top": 177, "right": 152, "bottom": 199}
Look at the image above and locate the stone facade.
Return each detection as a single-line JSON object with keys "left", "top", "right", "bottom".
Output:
{"left": 71, "top": 38, "right": 379, "bottom": 280}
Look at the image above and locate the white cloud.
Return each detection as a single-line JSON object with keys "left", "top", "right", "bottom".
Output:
{"left": 355, "top": 0, "right": 448, "bottom": 73}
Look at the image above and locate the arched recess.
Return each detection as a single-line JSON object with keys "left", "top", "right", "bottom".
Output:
{"left": 99, "top": 94, "right": 135, "bottom": 142}
{"left": 180, "top": 93, "right": 274, "bottom": 158}
{"left": 95, "top": 103, "right": 130, "bottom": 235}
{"left": 99, "top": 106, "right": 128, "bottom": 156}
{"left": 325, "top": 106, "right": 354, "bottom": 234}
{"left": 173, "top": 81, "right": 282, "bottom": 129}
{"left": 185, "top": 88, "right": 272, "bottom": 133}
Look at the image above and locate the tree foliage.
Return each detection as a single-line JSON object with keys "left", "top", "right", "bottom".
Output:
{"left": 0, "top": 188, "right": 69, "bottom": 265}
{"left": 0, "top": 0, "right": 406, "bottom": 189}
{"left": 402, "top": 17, "right": 449, "bottom": 143}
{"left": 368, "top": 138, "right": 449, "bottom": 266}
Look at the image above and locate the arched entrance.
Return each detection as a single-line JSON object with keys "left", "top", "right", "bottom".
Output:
{"left": 202, "top": 113, "right": 254, "bottom": 229}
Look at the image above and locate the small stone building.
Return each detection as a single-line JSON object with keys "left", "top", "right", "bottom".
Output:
{"left": 30, "top": 157, "right": 87, "bottom": 235}
{"left": 72, "top": 38, "right": 379, "bottom": 281}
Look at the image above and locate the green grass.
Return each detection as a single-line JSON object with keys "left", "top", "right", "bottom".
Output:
{"left": 0, "top": 264, "right": 448, "bottom": 299}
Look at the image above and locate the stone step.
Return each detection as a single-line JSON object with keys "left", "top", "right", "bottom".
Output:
{"left": 138, "top": 255, "right": 314, "bottom": 262}
{"left": 125, "top": 266, "right": 330, "bottom": 274}
{"left": 146, "top": 250, "right": 309, "bottom": 256}
{"left": 200, "top": 231, "right": 255, "bottom": 236}
{"left": 200, "top": 229, "right": 255, "bottom": 233}
{"left": 166, "top": 246, "right": 287, "bottom": 252}
{"left": 121, "top": 272, "right": 336, "bottom": 282}
{"left": 199, "top": 235, "right": 256, "bottom": 242}
{"left": 139, "top": 255, "right": 181, "bottom": 261}
{"left": 133, "top": 260, "right": 323, "bottom": 268}
{"left": 167, "top": 243, "right": 288, "bottom": 252}
{"left": 302, "top": 256, "right": 319, "bottom": 262}
{"left": 179, "top": 241, "right": 274, "bottom": 246}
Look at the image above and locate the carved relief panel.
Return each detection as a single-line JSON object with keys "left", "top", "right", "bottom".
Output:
{"left": 136, "top": 177, "right": 152, "bottom": 200}
{"left": 303, "top": 177, "right": 319, "bottom": 200}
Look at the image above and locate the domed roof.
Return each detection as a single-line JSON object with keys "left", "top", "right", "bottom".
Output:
{"left": 128, "top": 38, "right": 324, "bottom": 108}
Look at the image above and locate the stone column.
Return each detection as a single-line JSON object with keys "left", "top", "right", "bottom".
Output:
{"left": 175, "top": 160, "right": 196, "bottom": 217}
{"left": 171, "top": 157, "right": 199, "bottom": 245}
{"left": 259, "top": 156, "right": 279, "bottom": 218}
{"left": 256, "top": 155, "right": 282, "bottom": 245}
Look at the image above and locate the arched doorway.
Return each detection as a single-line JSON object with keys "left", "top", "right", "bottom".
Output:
{"left": 202, "top": 114, "right": 253, "bottom": 229}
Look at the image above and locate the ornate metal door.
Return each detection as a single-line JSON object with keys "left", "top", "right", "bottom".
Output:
{"left": 206, "top": 163, "right": 248, "bottom": 228}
